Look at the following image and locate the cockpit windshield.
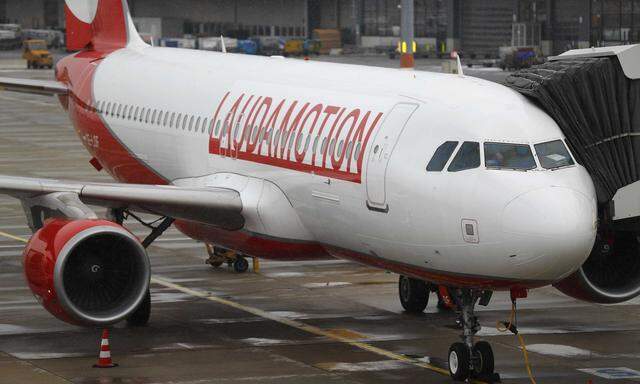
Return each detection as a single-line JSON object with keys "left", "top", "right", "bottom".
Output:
{"left": 534, "top": 140, "right": 575, "bottom": 169}
{"left": 484, "top": 142, "right": 536, "bottom": 170}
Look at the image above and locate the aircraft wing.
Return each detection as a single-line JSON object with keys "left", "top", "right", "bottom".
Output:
{"left": 0, "top": 77, "right": 68, "bottom": 95}
{"left": 0, "top": 175, "right": 244, "bottom": 231}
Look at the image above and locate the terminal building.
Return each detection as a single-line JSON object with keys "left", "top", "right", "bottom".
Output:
{"left": 1, "top": 0, "right": 639, "bottom": 56}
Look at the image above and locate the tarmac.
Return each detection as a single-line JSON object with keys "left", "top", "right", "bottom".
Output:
{"left": 0, "top": 53, "right": 639, "bottom": 383}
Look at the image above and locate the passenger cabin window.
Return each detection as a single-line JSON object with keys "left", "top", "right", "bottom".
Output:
{"left": 448, "top": 141, "right": 480, "bottom": 172}
{"left": 484, "top": 142, "right": 536, "bottom": 170}
{"left": 535, "top": 140, "right": 575, "bottom": 169}
{"left": 427, "top": 141, "right": 458, "bottom": 171}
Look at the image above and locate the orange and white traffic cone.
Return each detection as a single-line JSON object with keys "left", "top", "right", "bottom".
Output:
{"left": 93, "top": 328, "right": 118, "bottom": 368}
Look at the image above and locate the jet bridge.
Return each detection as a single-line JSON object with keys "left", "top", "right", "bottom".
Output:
{"left": 504, "top": 45, "right": 640, "bottom": 304}
{"left": 505, "top": 44, "right": 640, "bottom": 227}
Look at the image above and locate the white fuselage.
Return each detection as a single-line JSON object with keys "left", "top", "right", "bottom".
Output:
{"left": 65, "top": 46, "right": 598, "bottom": 288}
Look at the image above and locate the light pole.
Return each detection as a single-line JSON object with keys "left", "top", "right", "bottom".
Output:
{"left": 400, "top": 0, "right": 415, "bottom": 68}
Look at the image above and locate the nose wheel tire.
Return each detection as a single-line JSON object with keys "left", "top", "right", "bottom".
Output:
{"left": 472, "top": 341, "right": 495, "bottom": 376}
{"left": 233, "top": 256, "right": 249, "bottom": 273}
{"left": 398, "top": 275, "right": 429, "bottom": 313}
{"left": 126, "top": 289, "right": 151, "bottom": 327}
{"left": 448, "top": 342, "right": 471, "bottom": 381}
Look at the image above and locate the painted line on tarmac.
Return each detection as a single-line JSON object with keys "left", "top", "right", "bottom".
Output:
{"left": 0, "top": 230, "right": 483, "bottom": 382}
{"left": 0, "top": 230, "right": 30, "bottom": 243}
{"left": 149, "top": 276, "right": 480, "bottom": 380}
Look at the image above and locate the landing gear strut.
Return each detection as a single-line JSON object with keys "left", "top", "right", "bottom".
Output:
{"left": 448, "top": 288, "right": 498, "bottom": 382}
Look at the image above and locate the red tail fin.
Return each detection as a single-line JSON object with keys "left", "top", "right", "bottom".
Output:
{"left": 65, "top": 0, "right": 141, "bottom": 51}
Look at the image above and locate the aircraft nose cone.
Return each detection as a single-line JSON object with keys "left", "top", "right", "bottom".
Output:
{"left": 503, "top": 187, "right": 596, "bottom": 237}
{"left": 502, "top": 187, "right": 597, "bottom": 280}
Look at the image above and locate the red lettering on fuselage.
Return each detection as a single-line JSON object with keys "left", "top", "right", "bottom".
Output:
{"left": 209, "top": 91, "right": 383, "bottom": 183}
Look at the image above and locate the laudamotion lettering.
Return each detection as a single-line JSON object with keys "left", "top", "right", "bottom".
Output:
{"left": 208, "top": 91, "right": 383, "bottom": 183}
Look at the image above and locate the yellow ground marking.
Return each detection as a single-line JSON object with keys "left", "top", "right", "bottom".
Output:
{"left": 0, "top": 231, "right": 28, "bottom": 243}
{"left": 0, "top": 230, "right": 486, "bottom": 383}
{"left": 325, "top": 328, "right": 368, "bottom": 340}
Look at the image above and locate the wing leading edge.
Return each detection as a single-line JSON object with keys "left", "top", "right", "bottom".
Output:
{"left": 0, "top": 77, "right": 68, "bottom": 95}
{"left": 0, "top": 175, "right": 244, "bottom": 231}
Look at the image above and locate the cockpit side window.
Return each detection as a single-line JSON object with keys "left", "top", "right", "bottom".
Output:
{"left": 534, "top": 139, "right": 575, "bottom": 169}
{"left": 484, "top": 142, "right": 536, "bottom": 170}
{"left": 448, "top": 141, "right": 480, "bottom": 172}
{"left": 427, "top": 141, "right": 458, "bottom": 172}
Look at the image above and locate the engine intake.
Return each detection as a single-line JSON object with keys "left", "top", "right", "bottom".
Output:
{"left": 23, "top": 219, "right": 150, "bottom": 325}
{"left": 554, "top": 230, "right": 640, "bottom": 303}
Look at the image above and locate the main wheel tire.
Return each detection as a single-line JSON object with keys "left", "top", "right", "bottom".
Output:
{"left": 472, "top": 341, "right": 495, "bottom": 376}
{"left": 449, "top": 342, "right": 471, "bottom": 381}
{"left": 126, "top": 290, "right": 151, "bottom": 327}
{"left": 398, "top": 275, "right": 429, "bottom": 313}
{"left": 233, "top": 257, "right": 249, "bottom": 273}
{"left": 27, "top": 61, "right": 32, "bottom": 69}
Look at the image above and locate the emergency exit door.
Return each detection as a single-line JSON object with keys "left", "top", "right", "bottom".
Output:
{"left": 366, "top": 103, "right": 418, "bottom": 211}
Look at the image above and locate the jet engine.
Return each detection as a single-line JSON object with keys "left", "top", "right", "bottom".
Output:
{"left": 23, "top": 218, "right": 150, "bottom": 325}
{"left": 554, "top": 230, "right": 640, "bottom": 304}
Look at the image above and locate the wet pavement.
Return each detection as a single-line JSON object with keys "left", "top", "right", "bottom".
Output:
{"left": 0, "top": 62, "right": 639, "bottom": 384}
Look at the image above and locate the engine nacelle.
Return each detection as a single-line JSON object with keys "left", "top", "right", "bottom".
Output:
{"left": 23, "top": 218, "right": 150, "bottom": 325}
{"left": 554, "top": 230, "right": 640, "bottom": 303}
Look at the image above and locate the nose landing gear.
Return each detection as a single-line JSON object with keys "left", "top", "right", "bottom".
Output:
{"left": 448, "top": 288, "right": 498, "bottom": 382}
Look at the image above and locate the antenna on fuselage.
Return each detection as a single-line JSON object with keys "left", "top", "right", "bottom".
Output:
{"left": 220, "top": 35, "right": 227, "bottom": 53}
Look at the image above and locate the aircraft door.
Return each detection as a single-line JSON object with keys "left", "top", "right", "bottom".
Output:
{"left": 365, "top": 103, "right": 418, "bottom": 211}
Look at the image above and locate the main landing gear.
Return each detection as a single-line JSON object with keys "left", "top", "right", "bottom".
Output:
{"left": 398, "top": 275, "right": 454, "bottom": 313}
{"left": 206, "top": 244, "right": 250, "bottom": 273}
{"left": 108, "top": 208, "right": 175, "bottom": 327}
{"left": 447, "top": 288, "right": 498, "bottom": 382}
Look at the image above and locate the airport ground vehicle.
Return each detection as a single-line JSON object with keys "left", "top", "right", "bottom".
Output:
{"left": 23, "top": 39, "right": 53, "bottom": 69}
{"left": 283, "top": 38, "right": 320, "bottom": 56}
{"left": 0, "top": 23, "right": 22, "bottom": 50}
{"left": 0, "top": 1, "right": 638, "bottom": 381}
{"left": 499, "top": 46, "right": 544, "bottom": 70}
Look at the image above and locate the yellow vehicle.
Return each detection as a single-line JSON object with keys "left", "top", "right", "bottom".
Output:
{"left": 283, "top": 39, "right": 321, "bottom": 57}
{"left": 23, "top": 40, "right": 53, "bottom": 69}
{"left": 283, "top": 39, "right": 304, "bottom": 56}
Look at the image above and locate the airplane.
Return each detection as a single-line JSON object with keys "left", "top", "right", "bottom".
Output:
{"left": 1, "top": 0, "right": 631, "bottom": 381}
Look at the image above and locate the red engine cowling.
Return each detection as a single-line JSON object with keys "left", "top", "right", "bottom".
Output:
{"left": 554, "top": 230, "right": 640, "bottom": 303}
{"left": 23, "top": 218, "right": 150, "bottom": 325}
